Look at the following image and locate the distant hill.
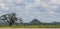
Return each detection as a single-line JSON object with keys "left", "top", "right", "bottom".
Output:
{"left": 29, "top": 19, "right": 42, "bottom": 25}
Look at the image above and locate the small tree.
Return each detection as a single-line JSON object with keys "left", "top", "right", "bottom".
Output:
{"left": 19, "top": 17, "right": 23, "bottom": 25}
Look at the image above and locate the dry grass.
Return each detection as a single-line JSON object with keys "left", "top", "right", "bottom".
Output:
{"left": 0, "top": 25, "right": 60, "bottom": 28}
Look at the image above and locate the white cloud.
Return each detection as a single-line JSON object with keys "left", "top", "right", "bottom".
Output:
{"left": 42, "top": 2, "right": 48, "bottom": 8}
{"left": 33, "top": 0, "right": 41, "bottom": 7}
{"left": 0, "top": 3, "right": 5, "bottom": 9}
{"left": 16, "top": 0, "right": 24, "bottom": 3}
{"left": 6, "top": 0, "right": 12, "bottom": 2}
{"left": 50, "top": 0, "right": 60, "bottom": 4}
{"left": 47, "top": 11, "right": 56, "bottom": 15}
{"left": 25, "top": 10, "right": 31, "bottom": 15}
{"left": 25, "top": 3, "right": 34, "bottom": 15}
{"left": 34, "top": 12, "right": 40, "bottom": 17}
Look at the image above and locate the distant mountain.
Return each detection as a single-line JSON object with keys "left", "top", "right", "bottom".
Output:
{"left": 29, "top": 19, "right": 42, "bottom": 25}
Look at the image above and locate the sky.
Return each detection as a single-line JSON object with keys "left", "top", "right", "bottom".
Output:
{"left": 0, "top": 0, "right": 60, "bottom": 23}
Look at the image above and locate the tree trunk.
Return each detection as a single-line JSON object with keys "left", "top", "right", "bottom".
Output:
{"left": 9, "top": 21, "right": 12, "bottom": 26}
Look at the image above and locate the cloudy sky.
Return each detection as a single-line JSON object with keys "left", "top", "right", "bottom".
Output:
{"left": 0, "top": 0, "right": 60, "bottom": 23}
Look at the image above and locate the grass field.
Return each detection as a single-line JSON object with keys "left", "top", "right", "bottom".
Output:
{"left": 0, "top": 25, "right": 60, "bottom": 28}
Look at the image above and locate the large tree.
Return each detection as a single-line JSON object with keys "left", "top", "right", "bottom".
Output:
{"left": 1, "top": 13, "right": 17, "bottom": 26}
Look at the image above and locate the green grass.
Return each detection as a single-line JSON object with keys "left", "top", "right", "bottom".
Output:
{"left": 0, "top": 25, "right": 60, "bottom": 28}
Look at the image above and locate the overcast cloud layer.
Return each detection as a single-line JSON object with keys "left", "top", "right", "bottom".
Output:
{"left": 0, "top": 0, "right": 60, "bottom": 23}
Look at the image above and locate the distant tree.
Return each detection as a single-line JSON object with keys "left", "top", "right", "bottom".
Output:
{"left": 19, "top": 17, "right": 23, "bottom": 24}
{"left": 1, "top": 13, "right": 17, "bottom": 26}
